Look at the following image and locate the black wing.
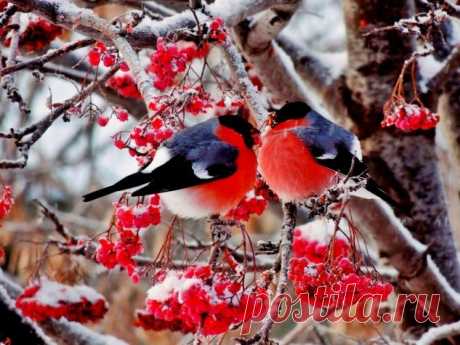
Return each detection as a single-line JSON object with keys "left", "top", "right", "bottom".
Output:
{"left": 131, "top": 141, "right": 238, "bottom": 196}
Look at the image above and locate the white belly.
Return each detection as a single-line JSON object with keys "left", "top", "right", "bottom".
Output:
{"left": 160, "top": 188, "right": 216, "bottom": 219}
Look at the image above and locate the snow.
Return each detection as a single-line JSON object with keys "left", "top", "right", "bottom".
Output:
{"left": 52, "top": 319, "right": 129, "bottom": 345}
{"left": 32, "top": 278, "right": 106, "bottom": 307}
{"left": 417, "top": 54, "right": 444, "bottom": 93}
{"left": 296, "top": 218, "right": 348, "bottom": 243}
{"left": 378, "top": 200, "right": 427, "bottom": 254}
{"left": 416, "top": 319, "right": 460, "bottom": 345}
{"left": 426, "top": 256, "right": 460, "bottom": 309}
{"left": 0, "top": 285, "right": 58, "bottom": 345}
{"left": 146, "top": 271, "right": 201, "bottom": 303}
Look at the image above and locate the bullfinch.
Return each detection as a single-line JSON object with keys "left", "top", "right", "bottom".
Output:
{"left": 258, "top": 102, "right": 394, "bottom": 205}
{"left": 83, "top": 115, "right": 259, "bottom": 219}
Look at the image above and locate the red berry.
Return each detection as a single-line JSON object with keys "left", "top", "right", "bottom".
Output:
{"left": 88, "top": 48, "right": 101, "bottom": 66}
{"left": 95, "top": 41, "right": 107, "bottom": 52}
{"left": 103, "top": 53, "right": 116, "bottom": 67}
{"left": 151, "top": 117, "right": 164, "bottom": 130}
{"left": 115, "top": 109, "right": 129, "bottom": 121}
{"left": 120, "top": 61, "right": 130, "bottom": 72}
{"left": 97, "top": 115, "right": 109, "bottom": 127}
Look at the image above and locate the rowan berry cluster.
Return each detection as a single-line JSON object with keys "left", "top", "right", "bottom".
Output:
{"left": 226, "top": 179, "right": 270, "bottom": 221}
{"left": 383, "top": 57, "right": 439, "bottom": 132}
{"left": 87, "top": 42, "right": 129, "bottom": 69}
{"left": 113, "top": 116, "right": 174, "bottom": 166}
{"left": 106, "top": 73, "right": 142, "bottom": 99}
{"left": 0, "top": 185, "right": 13, "bottom": 220}
{"left": 16, "top": 279, "right": 108, "bottom": 323}
{"left": 96, "top": 107, "right": 129, "bottom": 128}
{"left": 382, "top": 100, "right": 439, "bottom": 132}
{"left": 135, "top": 265, "right": 266, "bottom": 336}
{"left": 289, "top": 221, "right": 393, "bottom": 313}
{"left": 95, "top": 195, "right": 161, "bottom": 282}
{"left": 1, "top": 17, "right": 62, "bottom": 52}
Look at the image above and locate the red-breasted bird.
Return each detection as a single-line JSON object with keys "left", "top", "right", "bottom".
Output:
{"left": 258, "top": 102, "right": 394, "bottom": 205}
{"left": 83, "top": 115, "right": 259, "bottom": 218}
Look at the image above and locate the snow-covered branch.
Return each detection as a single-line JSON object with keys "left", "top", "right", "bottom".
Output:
{"left": 0, "top": 270, "right": 128, "bottom": 345}
{"left": 349, "top": 197, "right": 460, "bottom": 320}
{"left": 0, "top": 283, "right": 56, "bottom": 345}
{"left": 10, "top": 0, "right": 299, "bottom": 48}
{"left": 233, "top": 1, "right": 308, "bottom": 104}
{"left": 416, "top": 320, "right": 460, "bottom": 345}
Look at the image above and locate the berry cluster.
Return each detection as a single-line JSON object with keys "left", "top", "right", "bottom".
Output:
{"left": 106, "top": 73, "right": 142, "bottom": 100}
{"left": 148, "top": 39, "right": 201, "bottom": 91}
{"left": 4, "top": 18, "right": 62, "bottom": 52}
{"left": 96, "top": 107, "right": 129, "bottom": 128}
{"left": 16, "top": 279, "right": 108, "bottom": 323}
{"left": 382, "top": 101, "right": 439, "bottom": 132}
{"left": 226, "top": 183, "right": 269, "bottom": 222}
{"left": 135, "top": 266, "right": 265, "bottom": 336}
{"left": 0, "top": 185, "right": 13, "bottom": 220}
{"left": 208, "top": 17, "right": 227, "bottom": 44}
{"left": 288, "top": 220, "right": 393, "bottom": 313}
{"left": 114, "top": 117, "right": 174, "bottom": 166}
{"left": 95, "top": 195, "right": 161, "bottom": 282}
{"left": 88, "top": 42, "right": 127, "bottom": 69}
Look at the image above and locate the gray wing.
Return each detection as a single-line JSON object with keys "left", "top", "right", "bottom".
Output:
{"left": 295, "top": 111, "right": 367, "bottom": 176}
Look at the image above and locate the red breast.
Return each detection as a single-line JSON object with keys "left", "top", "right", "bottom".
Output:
{"left": 258, "top": 118, "right": 337, "bottom": 202}
{"left": 188, "top": 125, "right": 257, "bottom": 214}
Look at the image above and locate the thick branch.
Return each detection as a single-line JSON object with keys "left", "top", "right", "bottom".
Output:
{"left": 342, "top": 0, "right": 460, "bottom": 294}
{"left": 222, "top": 35, "right": 268, "bottom": 125}
{"left": 9, "top": 0, "right": 299, "bottom": 48}
{"left": 416, "top": 320, "right": 460, "bottom": 345}
{"left": 233, "top": 1, "right": 308, "bottom": 104}
{"left": 349, "top": 197, "right": 460, "bottom": 322}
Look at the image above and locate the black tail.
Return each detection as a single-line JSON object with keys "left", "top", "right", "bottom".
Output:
{"left": 365, "top": 178, "right": 398, "bottom": 209}
{"left": 82, "top": 172, "right": 152, "bottom": 202}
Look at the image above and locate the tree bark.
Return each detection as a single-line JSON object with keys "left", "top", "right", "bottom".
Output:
{"left": 342, "top": 0, "right": 460, "bottom": 291}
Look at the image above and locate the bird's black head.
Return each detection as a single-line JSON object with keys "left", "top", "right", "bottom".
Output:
{"left": 218, "top": 115, "right": 259, "bottom": 148}
{"left": 270, "top": 101, "right": 311, "bottom": 127}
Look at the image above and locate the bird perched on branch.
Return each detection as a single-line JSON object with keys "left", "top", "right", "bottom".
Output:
{"left": 258, "top": 102, "right": 395, "bottom": 206}
{"left": 83, "top": 115, "right": 259, "bottom": 218}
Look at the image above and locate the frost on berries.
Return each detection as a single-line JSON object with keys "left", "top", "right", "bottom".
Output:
{"left": 95, "top": 195, "right": 161, "bottom": 282}
{"left": 87, "top": 42, "right": 118, "bottom": 67}
{"left": 16, "top": 278, "right": 108, "bottom": 323}
{"left": 135, "top": 266, "right": 267, "bottom": 336}
{"left": 0, "top": 17, "right": 62, "bottom": 53}
{"left": 382, "top": 57, "right": 439, "bottom": 132}
{"left": 382, "top": 99, "right": 439, "bottom": 132}
{"left": 288, "top": 219, "right": 393, "bottom": 313}
{"left": 0, "top": 185, "right": 13, "bottom": 221}
{"left": 107, "top": 73, "right": 142, "bottom": 99}
{"left": 226, "top": 179, "right": 271, "bottom": 221}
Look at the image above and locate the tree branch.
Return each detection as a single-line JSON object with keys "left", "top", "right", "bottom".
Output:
{"left": 9, "top": 0, "right": 299, "bottom": 48}
{"left": 349, "top": 197, "right": 460, "bottom": 322}
{"left": 233, "top": 1, "right": 309, "bottom": 104}
{"left": 0, "top": 64, "right": 119, "bottom": 169}
{"left": 0, "top": 270, "right": 129, "bottom": 345}
{"left": 416, "top": 320, "right": 460, "bottom": 345}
